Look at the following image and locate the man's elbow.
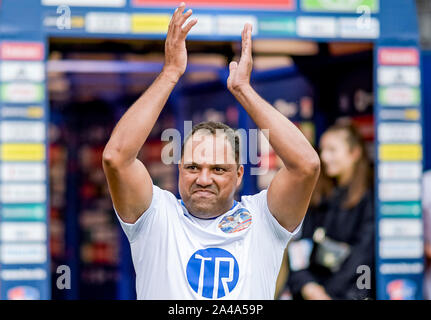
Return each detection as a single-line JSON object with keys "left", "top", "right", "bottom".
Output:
{"left": 301, "top": 151, "right": 321, "bottom": 178}
{"left": 102, "top": 147, "right": 123, "bottom": 169}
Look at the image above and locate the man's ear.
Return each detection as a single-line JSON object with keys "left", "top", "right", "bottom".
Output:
{"left": 236, "top": 165, "right": 244, "bottom": 188}
{"left": 178, "top": 158, "right": 183, "bottom": 172}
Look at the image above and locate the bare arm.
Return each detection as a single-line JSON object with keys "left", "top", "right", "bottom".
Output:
{"left": 102, "top": 3, "right": 197, "bottom": 223}
{"left": 227, "top": 24, "right": 320, "bottom": 232}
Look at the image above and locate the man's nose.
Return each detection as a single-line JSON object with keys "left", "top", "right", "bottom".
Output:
{"left": 196, "top": 168, "right": 213, "bottom": 187}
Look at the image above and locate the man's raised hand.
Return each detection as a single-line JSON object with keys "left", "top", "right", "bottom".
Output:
{"left": 162, "top": 2, "right": 198, "bottom": 82}
{"left": 227, "top": 23, "right": 253, "bottom": 94}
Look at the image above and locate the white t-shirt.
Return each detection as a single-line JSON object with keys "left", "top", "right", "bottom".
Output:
{"left": 114, "top": 184, "right": 302, "bottom": 300}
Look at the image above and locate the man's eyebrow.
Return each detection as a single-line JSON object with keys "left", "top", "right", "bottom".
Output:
{"left": 183, "top": 161, "right": 199, "bottom": 166}
{"left": 182, "top": 162, "right": 232, "bottom": 168}
{"left": 210, "top": 164, "right": 234, "bottom": 170}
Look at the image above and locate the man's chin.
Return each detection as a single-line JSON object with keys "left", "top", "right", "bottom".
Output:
{"left": 187, "top": 201, "right": 218, "bottom": 217}
{"left": 190, "top": 204, "right": 214, "bottom": 214}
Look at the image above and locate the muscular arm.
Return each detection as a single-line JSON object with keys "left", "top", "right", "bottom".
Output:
{"left": 102, "top": 3, "right": 197, "bottom": 223}
{"left": 227, "top": 24, "right": 320, "bottom": 232}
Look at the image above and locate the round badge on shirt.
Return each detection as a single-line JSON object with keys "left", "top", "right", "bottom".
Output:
{"left": 218, "top": 208, "right": 252, "bottom": 234}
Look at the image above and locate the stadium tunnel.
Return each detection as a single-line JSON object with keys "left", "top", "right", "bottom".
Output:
{"left": 0, "top": 0, "right": 428, "bottom": 300}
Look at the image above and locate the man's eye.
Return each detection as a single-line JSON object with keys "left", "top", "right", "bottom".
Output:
{"left": 214, "top": 167, "right": 226, "bottom": 173}
{"left": 187, "top": 165, "right": 197, "bottom": 170}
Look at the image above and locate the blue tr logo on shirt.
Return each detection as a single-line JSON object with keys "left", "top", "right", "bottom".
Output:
{"left": 186, "top": 248, "right": 239, "bottom": 299}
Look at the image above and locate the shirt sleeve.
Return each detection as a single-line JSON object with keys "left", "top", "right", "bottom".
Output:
{"left": 242, "top": 189, "right": 303, "bottom": 247}
{"left": 113, "top": 184, "right": 164, "bottom": 243}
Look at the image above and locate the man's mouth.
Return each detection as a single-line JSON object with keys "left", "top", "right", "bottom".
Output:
{"left": 192, "top": 189, "right": 216, "bottom": 196}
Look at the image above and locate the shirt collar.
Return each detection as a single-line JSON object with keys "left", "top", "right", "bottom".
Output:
{"left": 180, "top": 199, "right": 238, "bottom": 220}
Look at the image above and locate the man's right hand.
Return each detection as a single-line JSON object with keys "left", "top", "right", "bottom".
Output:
{"left": 103, "top": 4, "right": 197, "bottom": 225}
{"left": 162, "top": 2, "right": 197, "bottom": 83}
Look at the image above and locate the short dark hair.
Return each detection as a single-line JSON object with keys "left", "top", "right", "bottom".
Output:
{"left": 181, "top": 121, "right": 240, "bottom": 165}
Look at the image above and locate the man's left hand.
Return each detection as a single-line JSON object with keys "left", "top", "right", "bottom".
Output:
{"left": 227, "top": 23, "right": 253, "bottom": 94}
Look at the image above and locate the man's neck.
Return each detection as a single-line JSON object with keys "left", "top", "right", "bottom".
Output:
{"left": 181, "top": 200, "right": 237, "bottom": 220}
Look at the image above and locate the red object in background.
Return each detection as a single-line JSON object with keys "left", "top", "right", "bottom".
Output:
{"left": 50, "top": 207, "right": 60, "bottom": 219}
{"left": 93, "top": 243, "right": 117, "bottom": 265}
{"left": 259, "top": 149, "right": 278, "bottom": 170}
{"left": 0, "top": 42, "right": 44, "bottom": 60}
{"left": 93, "top": 243, "right": 106, "bottom": 264}
{"left": 378, "top": 48, "right": 419, "bottom": 66}
{"left": 92, "top": 146, "right": 104, "bottom": 168}
{"left": 50, "top": 238, "right": 64, "bottom": 258}
{"left": 81, "top": 183, "right": 97, "bottom": 199}
{"left": 132, "top": 0, "right": 295, "bottom": 10}
{"left": 49, "top": 144, "right": 66, "bottom": 165}
{"left": 351, "top": 114, "right": 374, "bottom": 141}
{"left": 141, "top": 140, "right": 163, "bottom": 162}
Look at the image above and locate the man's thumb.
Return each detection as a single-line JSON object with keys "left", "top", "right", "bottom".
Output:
{"left": 229, "top": 61, "right": 238, "bottom": 73}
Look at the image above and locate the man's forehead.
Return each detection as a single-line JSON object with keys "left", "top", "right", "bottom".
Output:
{"left": 183, "top": 132, "right": 236, "bottom": 164}
{"left": 191, "top": 130, "right": 228, "bottom": 139}
{"left": 185, "top": 131, "right": 232, "bottom": 147}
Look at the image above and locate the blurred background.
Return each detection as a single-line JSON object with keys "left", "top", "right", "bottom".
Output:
{"left": 0, "top": 0, "right": 430, "bottom": 300}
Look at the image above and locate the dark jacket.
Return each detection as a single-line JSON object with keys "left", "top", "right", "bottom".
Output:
{"left": 287, "top": 186, "right": 375, "bottom": 300}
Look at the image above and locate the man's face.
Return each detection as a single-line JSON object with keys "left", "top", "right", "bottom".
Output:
{"left": 178, "top": 131, "right": 243, "bottom": 218}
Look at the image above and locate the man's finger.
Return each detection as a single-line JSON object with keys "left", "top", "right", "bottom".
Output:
{"left": 175, "top": 2, "right": 187, "bottom": 22}
{"left": 179, "top": 8, "right": 193, "bottom": 27}
{"left": 241, "top": 24, "right": 252, "bottom": 57}
{"left": 229, "top": 61, "right": 238, "bottom": 72}
{"left": 181, "top": 18, "right": 198, "bottom": 37}
{"left": 169, "top": 3, "right": 184, "bottom": 30}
